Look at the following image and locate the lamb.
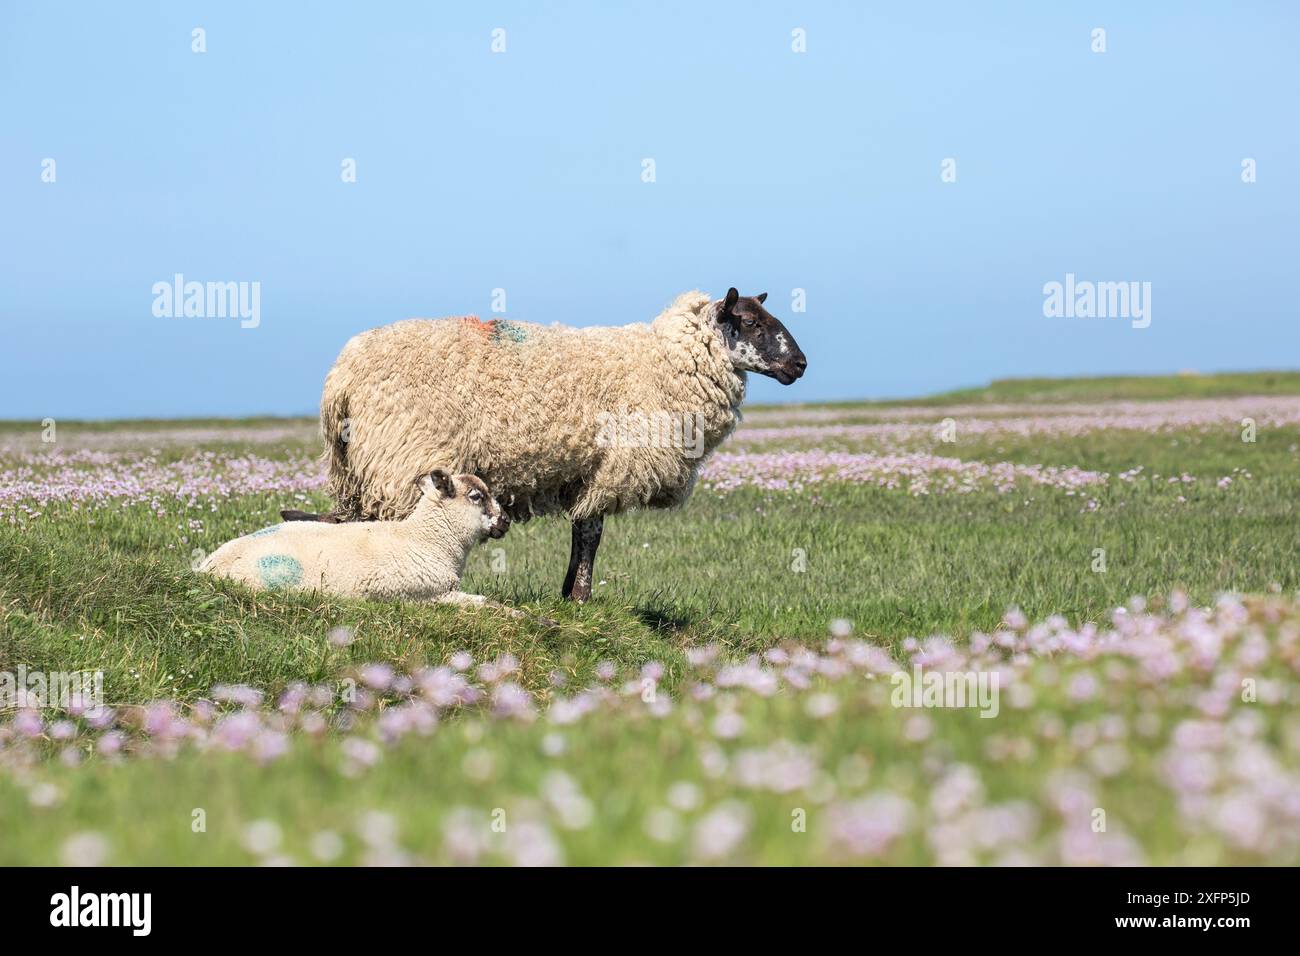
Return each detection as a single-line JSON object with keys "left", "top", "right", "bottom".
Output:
{"left": 285, "top": 288, "right": 807, "bottom": 602}
{"left": 202, "top": 470, "right": 511, "bottom": 606}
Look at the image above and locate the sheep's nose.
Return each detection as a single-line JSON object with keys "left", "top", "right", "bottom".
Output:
{"left": 792, "top": 353, "right": 807, "bottom": 376}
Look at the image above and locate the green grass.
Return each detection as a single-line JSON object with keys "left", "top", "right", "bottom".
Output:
{"left": 2, "top": 370, "right": 1298, "bottom": 865}
{"left": 2, "top": 585, "right": 1294, "bottom": 866}
{"left": 918, "top": 369, "right": 1300, "bottom": 404}
{"left": 4, "top": 461, "right": 1295, "bottom": 703}
{"left": 0, "top": 656, "right": 1268, "bottom": 866}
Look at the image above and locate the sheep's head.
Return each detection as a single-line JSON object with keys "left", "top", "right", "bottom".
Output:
{"left": 713, "top": 288, "right": 807, "bottom": 385}
{"left": 420, "top": 470, "right": 511, "bottom": 540}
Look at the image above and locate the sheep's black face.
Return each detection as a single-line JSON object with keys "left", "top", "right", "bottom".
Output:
{"left": 715, "top": 288, "right": 807, "bottom": 385}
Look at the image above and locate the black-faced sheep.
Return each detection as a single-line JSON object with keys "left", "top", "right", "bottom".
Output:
{"left": 285, "top": 289, "right": 807, "bottom": 601}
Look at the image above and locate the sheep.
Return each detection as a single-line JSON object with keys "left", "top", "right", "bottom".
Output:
{"left": 202, "top": 470, "right": 511, "bottom": 607}
{"left": 284, "top": 288, "right": 807, "bottom": 601}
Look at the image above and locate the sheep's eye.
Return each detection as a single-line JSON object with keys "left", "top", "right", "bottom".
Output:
{"left": 741, "top": 317, "right": 756, "bottom": 329}
{"left": 468, "top": 490, "right": 482, "bottom": 501}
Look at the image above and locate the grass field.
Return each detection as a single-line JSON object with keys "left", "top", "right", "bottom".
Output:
{"left": 2, "top": 372, "right": 1299, "bottom": 865}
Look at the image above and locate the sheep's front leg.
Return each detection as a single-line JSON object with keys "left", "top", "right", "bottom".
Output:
{"left": 561, "top": 516, "right": 603, "bottom": 603}
{"left": 437, "top": 591, "right": 489, "bottom": 608}
{"left": 436, "top": 590, "right": 555, "bottom": 626}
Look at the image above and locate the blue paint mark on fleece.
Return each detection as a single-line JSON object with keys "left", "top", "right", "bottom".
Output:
{"left": 250, "top": 524, "right": 283, "bottom": 538}
{"left": 256, "top": 553, "right": 303, "bottom": 589}
{"left": 490, "top": 319, "right": 527, "bottom": 344}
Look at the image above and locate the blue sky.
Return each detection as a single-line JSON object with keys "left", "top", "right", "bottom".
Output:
{"left": 1, "top": 1, "right": 1296, "bottom": 418}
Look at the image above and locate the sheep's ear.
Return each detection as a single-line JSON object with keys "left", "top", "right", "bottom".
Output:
{"left": 723, "top": 287, "right": 740, "bottom": 312}
{"left": 755, "top": 292, "right": 768, "bottom": 304}
{"left": 429, "top": 469, "right": 456, "bottom": 497}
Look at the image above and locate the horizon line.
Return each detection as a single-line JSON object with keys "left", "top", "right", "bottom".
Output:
{"left": 3, "top": 367, "right": 1299, "bottom": 425}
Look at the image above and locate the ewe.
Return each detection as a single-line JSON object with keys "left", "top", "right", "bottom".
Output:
{"left": 204, "top": 471, "right": 509, "bottom": 606}
{"left": 286, "top": 288, "right": 807, "bottom": 601}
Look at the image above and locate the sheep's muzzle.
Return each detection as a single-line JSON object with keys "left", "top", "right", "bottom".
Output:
{"left": 772, "top": 351, "right": 808, "bottom": 385}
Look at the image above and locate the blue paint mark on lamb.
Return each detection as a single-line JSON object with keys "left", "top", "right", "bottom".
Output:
{"left": 256, "top": 553, "right": 303, "bottom": 589}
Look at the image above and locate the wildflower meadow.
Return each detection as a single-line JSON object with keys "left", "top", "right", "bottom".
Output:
{"left": 2, "top": 371, "right": 1297, "bottom": 866}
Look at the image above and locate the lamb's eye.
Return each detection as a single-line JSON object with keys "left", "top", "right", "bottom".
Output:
{"left": 468, "top": 490, "right": 482, "bottom": 502}
{"left": 742, "top": 317, "right": 756, "bottom": 329}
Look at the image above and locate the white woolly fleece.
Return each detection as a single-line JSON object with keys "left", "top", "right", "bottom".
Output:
{"left": 318, "top": 291, "right": 746, "bottom": 522}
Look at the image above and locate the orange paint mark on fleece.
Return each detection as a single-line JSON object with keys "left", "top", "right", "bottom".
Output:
{"left": 461, "top": 315, "right": 493, "bottom": 337}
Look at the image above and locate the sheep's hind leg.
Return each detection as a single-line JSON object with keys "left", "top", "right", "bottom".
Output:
{"left": 280, "top": 509, "right": 342, "bottom": 523}
{"left": 281, "top": 503, "right": 373, "bottom": 523}
{"left": 561, "top": 516, "right": 603, "bottom": 603}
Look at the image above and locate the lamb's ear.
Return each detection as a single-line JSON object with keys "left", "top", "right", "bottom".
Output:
{"left": 428, "top": 469, "right": 456, "bottom": 497}
{"left": 723, "top": 287, "right": 740, "bottom": 313}
{"left": 755, "top": 292, "right": 768, "bottom": 304}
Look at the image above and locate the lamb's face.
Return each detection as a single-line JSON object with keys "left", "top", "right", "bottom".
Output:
{"left": 457, "top": 474, "right": 511, "bottom": 539}
{"left": 713, "top": 288, "right": 808, "bottom": 386}
{"left": 423, "top": 470, "right": 510, "bottom": 541}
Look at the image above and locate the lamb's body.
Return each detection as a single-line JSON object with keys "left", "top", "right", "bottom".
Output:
{"left": 321, "top": 291, "right": 745, "bottom": 523}
{"left": 200, "top": 491, "right": 478, "bottom": 601}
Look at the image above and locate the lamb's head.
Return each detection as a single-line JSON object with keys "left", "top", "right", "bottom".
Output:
{"left": 419, "top": 470, "right": 511, "bottom": 540}
{"left": 712, "top": 288, "right": 807, "bottom": 385}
